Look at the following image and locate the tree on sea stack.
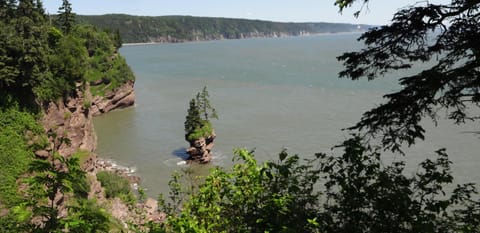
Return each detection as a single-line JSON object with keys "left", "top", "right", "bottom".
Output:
{"left": 184, "top": 87, "right": 218, "bottom": 163}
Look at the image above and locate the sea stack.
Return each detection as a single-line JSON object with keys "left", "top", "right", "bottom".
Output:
{"left": 184, "top": 87, "right": 218, "bottom": 164}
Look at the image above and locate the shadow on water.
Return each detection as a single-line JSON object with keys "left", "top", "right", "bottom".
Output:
{"left": 172, "top": 147, "right": 190, "bottom": 160}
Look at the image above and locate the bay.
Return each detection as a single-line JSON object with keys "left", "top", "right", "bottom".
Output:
{"left": 94, "top": 34, "right": 480, "bottom": 197}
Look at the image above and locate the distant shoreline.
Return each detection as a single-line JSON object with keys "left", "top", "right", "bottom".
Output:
{"left": 122, "top": 31, "right": 365, "bottom": 46}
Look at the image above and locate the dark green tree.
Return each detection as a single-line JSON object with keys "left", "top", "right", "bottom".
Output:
{"left": 0, "top": 0, "right": 16, "bottom": 20}
{"left": 335, "top": 0, "right": 480, "bottom": 152}
{"left": 316, "top": 136, "right": 480, "bottom": 233}
{"left": 184, "top": 98, "right": 202, "bottom": 136}
{"left": 196, "top": 86, "right": 218, "bottom": 121}
{"left": 57, "top": 0, "right": 75, "bottom": 33}
{"left": 112, "top": 28, "right": 122, "bottom": 50}
{"left": 38, "top": 34, "right": 88, "bottom": 101}
{"left": 0, "top": 0, "right": 50, "bottom": 109}
{"left": 184, "top": 87, "right": 218, "bottom": 140}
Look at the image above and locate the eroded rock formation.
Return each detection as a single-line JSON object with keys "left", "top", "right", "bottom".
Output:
{"left": 39, "top": 80, "right": 135, "bottom": 171}
{"left": 37, "top": 81, "right": 164, "bottom": 228}
{"left": 40, "top": 86, "right": 97, "bottom": 170}
{"left": 90, "top": 80, "right": 135, "bottom": 116}
{"left": 186, "top": 131, "right": 216, "bottom": 164}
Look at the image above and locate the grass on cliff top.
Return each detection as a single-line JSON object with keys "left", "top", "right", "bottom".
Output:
{"left": 187, "top": 121, "right": 214, "bottom": 141}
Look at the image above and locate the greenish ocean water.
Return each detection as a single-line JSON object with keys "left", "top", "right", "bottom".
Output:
{"left": 94, "top": 34, "right": 480, "bottom": 197}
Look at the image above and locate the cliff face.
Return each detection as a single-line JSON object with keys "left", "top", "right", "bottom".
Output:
{"left": 38, "top": 82, "right": 134, "bottom": 193}
{"left": 90, "top": 80, "right": 136, "bottom": 116}
{"left": 37, "top": 81, "right": 165, "bottom": 226}
{"left": 146, "top": 31, "right": 309, "bottom": 44}
{"left": 39, "top": 86, "right": 97, "bottom": 170}
{"left": 39, "top": 81, "right": 135, "bottom": 169}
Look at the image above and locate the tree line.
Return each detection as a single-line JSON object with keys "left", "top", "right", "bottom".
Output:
{"left": 76, "top": 14, "right": 370, "bottom": 43}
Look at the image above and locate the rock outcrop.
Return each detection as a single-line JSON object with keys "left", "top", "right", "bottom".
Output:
{"left": 186, "top": 131, "right": 216, "bottom": 164}
{"left": 90, "top": 80, "right": 135, "bottom": 116}
{"left": 38, "top": 80, "right": 164, "bottom": 229}
{"left": 40, "top": 86, "right": 97, "bottom": 171}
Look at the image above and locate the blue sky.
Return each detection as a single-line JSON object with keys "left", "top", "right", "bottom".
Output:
{"left": 43, "top": 0, "right": 450, "bottom": 25}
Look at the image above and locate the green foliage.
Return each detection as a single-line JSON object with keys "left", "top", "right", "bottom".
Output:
{"left": 26, "top": 152, "right": 87, "bottom": 231}
{"left": 160, "top": 148, "right": 321, "bottom": 232}
{"left": 337, "top": 0, "right": 480, "bottom": 153}
{"left": 334, "top": 0, "right": 369, "bottom": 17}
{"left": 196, "top": 86, "right": 218, "bottom": 121}
{"left": 97, "top": 171, "right": 135, "bottom": 205}
{"left": 316, "top": 136, "right": 480, "bottom": 233}
{"left": 157, "top": 138, "right": 480, "bottom": 233}
{"left": 0, "top": 107, "right": 43, "bottom": 207}
{"left": 73, "top": 24, "right": 135, "bottom": 97}
{"left": 0, "top": 203, "right": 32, "bottom": 233}
{"left": 76, "top": 14, "right": 369, "bottom": 43}
{"left": 0, "top": 1, "right": 51, "bottom": 109}
{"left": 184, "top": 87, "right": 217, "bottom": 141}
{"left": 62, "top": 199, "right": 111, "bottom": 233}
{"left": 0, "top": 2, "right": 134, "bottom": 107}
{"left": 186, "top": 120, "right": 213, "bottom": 141}
{"left": 57, "top": 0, "right": 75, "bottom": 34}
{"left": 36, "top": 34, "right": 88, "bottom": 102}
{"left": 184, "top": 98, "right": 202, "bottom": 136}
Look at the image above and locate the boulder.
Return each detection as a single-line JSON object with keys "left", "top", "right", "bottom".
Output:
{"left": 35, "top": 150, "right": 49, "bottom": 159}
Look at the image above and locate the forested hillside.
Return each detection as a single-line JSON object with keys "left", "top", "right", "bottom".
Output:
{"left": 0, "top": 1, "right": 136, "bottom": 231}
{"left": 76, "top": 14, "right": 370, "bottom": 43}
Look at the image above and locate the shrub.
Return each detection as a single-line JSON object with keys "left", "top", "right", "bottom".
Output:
{"left": 0, "top": 107, "right": 43, "bottom": 207}
{"left": 186, "top": 120, "right": 213, "bottom": 141}
{"left": 96, "top": 171, "right": 135, "bottom": 204}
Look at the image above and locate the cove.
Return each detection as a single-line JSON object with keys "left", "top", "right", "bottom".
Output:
{"left": 94, "top": 34, "right": 480, "bottom": 197}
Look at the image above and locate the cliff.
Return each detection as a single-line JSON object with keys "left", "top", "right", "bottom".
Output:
{"left": 37, "top": 81, "right": 164, "bottom": 227}
{"left": 90, "top": 80, "right": 136, "bottom": 116}
{"left": 38, "top": 80, "right": 135, "bottom": 168}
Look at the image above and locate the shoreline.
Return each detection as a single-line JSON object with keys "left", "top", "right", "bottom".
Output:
{"left": 121, "top": 31, "right": 365, "bottom": 46}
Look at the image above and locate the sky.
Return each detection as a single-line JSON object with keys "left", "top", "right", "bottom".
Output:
{"left": 43, "top": 0, "right": 450, "bottom": 25}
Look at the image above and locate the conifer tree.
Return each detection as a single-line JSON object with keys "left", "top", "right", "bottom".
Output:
{"left": 184, "top": 98, "right": 202, "bottom": 136}
{"left": 57, "top": 0, "right": 75, "bottom": 33}
{"left": 0, "top": 0, "right": 16, "bottom": 20}
{"left": 196, "top": 86, "right": 218, "bottom": 121}
{"left": 184, "top": 87, "right": 218, "bottom": 140}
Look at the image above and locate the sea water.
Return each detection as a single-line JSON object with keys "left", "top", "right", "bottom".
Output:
{"left": 93, "top": 34, "right": 480, "bottom": 197}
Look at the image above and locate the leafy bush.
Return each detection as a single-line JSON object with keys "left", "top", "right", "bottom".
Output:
{"left": 157, "top": 137, "right": 480, "bottom": 233}
{"left": 161, "top": 148, "right": 321, "bottom": 232}
{"left": 96, "top": 171, "right": 135, "bottom": 204}
{"left": 63, "top": 199, "right": 111, "bottom": 233}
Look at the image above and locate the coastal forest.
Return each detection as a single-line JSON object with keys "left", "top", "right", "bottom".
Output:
{"left": 1, "top": 0, "right": 480, "bottom": 232}
{"left": 76, "top": 14, "right": 370, "bottom": 43}
{"left": 0, "top": 0, "right": 136, "bottom": 231}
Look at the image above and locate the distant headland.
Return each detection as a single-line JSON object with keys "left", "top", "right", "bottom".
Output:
{"left": 76, "top": 14, "right": 373, "bottom": 44}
